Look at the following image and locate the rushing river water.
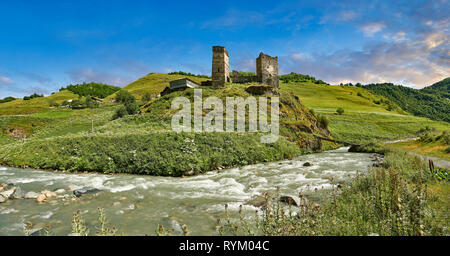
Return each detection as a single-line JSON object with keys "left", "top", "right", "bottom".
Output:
{"left": 0, "top": 147, "right": 375, "bottom": 235}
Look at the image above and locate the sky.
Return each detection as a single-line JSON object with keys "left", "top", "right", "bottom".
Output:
{"left": 0, "top": 0, "right": 449, "bottom": 98}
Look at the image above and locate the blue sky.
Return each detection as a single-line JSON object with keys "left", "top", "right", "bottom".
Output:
{"left": 0, "top": 0, "right": 449, "bottom": 98}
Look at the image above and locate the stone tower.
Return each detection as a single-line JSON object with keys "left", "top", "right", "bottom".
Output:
{"left": 256, "top": 52, "right": 279, "bottom": 88}
{"left": 212, "top": 46, "right": 230, "bottom": 87}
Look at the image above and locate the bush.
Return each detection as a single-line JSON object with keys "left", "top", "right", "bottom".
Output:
{"left": 0, "top": 97, "right": 16, "bottom": 103}
{"left": 142, "top": 92, "right": 152, "bottom": 103}
{"left": 112, "top": 106, "right": 128, "bottom": 120}
{"left": 336, "top": 107, "right": 344, "bottom": 115}
{"left": 115, "top": 90, "right": 135, "bottom": 104}
{"left": 23, "top": 93, "right": 43, "bottom": 100}
{"left": 125, "top": 101, "right": 139, "bottom": 115}
{"left": 317, "top": 115, "right": 329, "bottom": 129}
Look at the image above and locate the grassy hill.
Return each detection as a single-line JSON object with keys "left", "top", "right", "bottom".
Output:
{"left": 363, "top": 81, "right": 450, "bottom": 122}
{"left": 60, "top": 82, "right": 120, "bottom": 98}
{"left": 279, "top": 82, "right": 449, "bottom": 144}
{"left": 0, "top": 90, "right": 78, "bottom": 115}
{"left": 1, "top": 72, "right": 448, "bottom": 174}
{"left": 0, "top": 75, "right": 333, "bottom": 176}
{"left": 105, "top": 73, "right": 210, "bottom": 101}
{"left": 421, "top": 77, "right": 450, "bottom": 99}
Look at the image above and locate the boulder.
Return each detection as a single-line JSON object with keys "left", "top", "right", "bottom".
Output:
{"left": 0, "top": 183, "right": 8, "bottom": 192}
{"left": 11, "top": 186, "right": 26, "bottom": 199}
{"left": 36, "top": 194, "right": 47, "bottom": 203}
{"left": 54, "top": 189, "right": 66, "bottom": 194}
{"left": 73, "top": 187, "right": 102, "bottom": 198}
{"left": 0, "top": 195, "right": 6, "bottom": 203}
{"left": 41, "top": 190, "right": 57, "bottom": 198}
{"left": 280, "top": 195, "right": 300, "bottom": 206}
{"left": 0, "top": 187, "right": 16, "bottom": 199}
{"left": 25, "top": 191, "right": 40, "bottom": 199}
{"left": 303, "top": 162, "right": 313, "bottom": 167}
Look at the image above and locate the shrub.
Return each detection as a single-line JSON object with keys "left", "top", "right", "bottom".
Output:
{"left": 142, "top": 92, "right": 152, "bottom": 103}
{"left": 336, "top": 107, "right": 344, "bottom": 115}
{"left": 0, "top": 97, "right": 16, "bottom": 103}
{"left": 125, "top": 101, "right": 139, "bottom": 115}
{"left": 317, "top": 115, "right": 329, "bottom": 129}
{"left": 112, "top": 106, "right": 128, "bottom": 120}
{"left": 115, "top": 90, "right": 135, "bottom": 104}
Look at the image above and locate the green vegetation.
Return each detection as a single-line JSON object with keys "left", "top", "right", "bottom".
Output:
{"left": 387, "top": 131, "right": 450, "bottom": 160}
{"left": 60, "top": 82, "right": 120, "bottom": 98}
{"left": 105, "top": 73, "right": 210, "bottom": 101}
{"left": 112, "top": 90, "right": 139, "bottom": 119}
{"left": 0, "top": 90, "right": 78, "bottom": 115}
{"left": 23, "top": 93, "right": 44, "bottom": 101}
{"left": 421, "top": 77, "right": 449, "bottom": 99}
{"left": 0, "top": 132, "right": 300, "bottom": 176}
{"left": 280, "top": 81, "right": 448, "bottom": 144}
{"left": 167, "top": 71, "right": 210, "bottom": 78}
{"left": 364, "top": 82, "right": 450, "bottom": 122}
{"left": 218, "top": 150, "right": 449, "bottom": 236}
{"left": 62, "top": 96, "right": 100, "bottom": 109}
{"left": 280, "top": 72, "right": 328, "bottom": 84}
{"left": 0, "top": 97, "right": 16, "bottom": 103}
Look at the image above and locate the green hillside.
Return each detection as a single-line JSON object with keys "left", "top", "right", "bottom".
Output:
{"left": 363, "top": 82, "right": 450, "bottom": 122}
{"left": 1, "top": 73, "right": 449, "bottom": 174}
{"left": 60, "top": 82, "right": 121, "bottom": 98}
{"left": 421, "top": 77, "right": 450, "bottom": 99}
{"left": 105, "top": 73, "right": 210, "bottom": 101}
{"left": 279, "top": 81, "right": 450, "bottom": 144}
{"left": 0, "top": 90, "right": 78, "bottom": 115}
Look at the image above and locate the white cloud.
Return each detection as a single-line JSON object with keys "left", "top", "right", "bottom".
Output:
{"left": 0, "top": 75, "right": 14, "bottom": 85}
{"left": 360, "top": 22, "right": 386, "bottom": 37}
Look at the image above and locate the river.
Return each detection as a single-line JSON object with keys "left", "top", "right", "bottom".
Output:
{"left": 0, "top": 147, "right": 375, "bottom": 235}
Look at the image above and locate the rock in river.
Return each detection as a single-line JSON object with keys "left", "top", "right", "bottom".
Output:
{"left": 11, "top": 186, "right": 26, "bottom": 199}
{"left": 73, "top": 187, "right": 102, "bottom": 198}
{"left": 303, "top": 162, "right": 313, "bottom": 167}
{"left": 25, "top": 191, "right": 40, "bottom": 199}
{"left": 0, "top": 194, "right": 6, "bottom": 203}
{"left": 280, "top": 195, "right": 300, "bottom": 206}
{"left": 0, "top": 187, "right": 16, "bottom": 199}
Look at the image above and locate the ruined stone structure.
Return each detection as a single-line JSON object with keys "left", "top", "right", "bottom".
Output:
{"left": 211, "top": 46, "right": 230, "bottom": 87}
{"left": 230, "top": 70, "right": 258, "bottom": 83}
{"left": 256, "top": 52, "right": 279, "bottom": 88}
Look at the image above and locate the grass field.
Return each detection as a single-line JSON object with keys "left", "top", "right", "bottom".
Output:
{"left": 0, "top": 90, "right": 78, "bottom": 115}
{"left": 280, "top": 82, "right": 450, "bottom": 144}
{"left": 105, "top": 73, "right": 210, "bottom": 101}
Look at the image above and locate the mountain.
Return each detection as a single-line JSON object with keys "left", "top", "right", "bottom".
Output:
{"left": 421, "top": 77, "right": 450, "bottom": 99}
{"left": 363, "top": 82, "right": 450, "bottom": 122}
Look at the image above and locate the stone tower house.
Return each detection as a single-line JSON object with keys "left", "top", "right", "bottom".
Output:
{"left": 256, "top": 52, "right": 279, "bottom": 88}
{"left": 212, "top": 46, "right": 230, "bottom": 87}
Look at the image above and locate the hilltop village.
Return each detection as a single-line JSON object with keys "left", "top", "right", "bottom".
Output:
{"left": 164, "top": 46, "right": 279, "bottom": 95}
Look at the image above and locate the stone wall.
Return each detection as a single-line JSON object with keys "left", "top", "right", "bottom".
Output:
{"left": 256, "top": 52, "right": 279, "bottom": 88}
{"left": 230, "top": 70, "right": 258, "bottom": 83}
{"left": 212, "top": 46, "right": 230, "bottom": 87}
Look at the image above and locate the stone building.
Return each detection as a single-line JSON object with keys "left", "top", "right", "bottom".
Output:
{"left": 256, "top": 52, "right": 279, "bottom": 88}
{"left": 211, "top": 46, "right": 230, "bottom": 87}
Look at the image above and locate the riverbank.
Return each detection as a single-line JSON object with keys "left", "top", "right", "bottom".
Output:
{"left": 0, "top": 147, "right": 374, "bottom": 235}
{"left": 219, "top": 149, "right": 449, "bottom": 236}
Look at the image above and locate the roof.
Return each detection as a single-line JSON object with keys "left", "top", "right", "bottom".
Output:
{"left": 169, "top": 77, "right": 201, "bottom": 86}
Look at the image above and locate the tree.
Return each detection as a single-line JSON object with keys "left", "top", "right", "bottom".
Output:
{"left": 125, "top": 101, "right": 139, "bottom": 115}
{"left": 115, "top": 90, "right": 135, "bottom": 104}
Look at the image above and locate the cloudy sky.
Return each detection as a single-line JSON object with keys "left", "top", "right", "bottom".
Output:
{"left": 0, "top": 0, "right": 449, "bottom": 98}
